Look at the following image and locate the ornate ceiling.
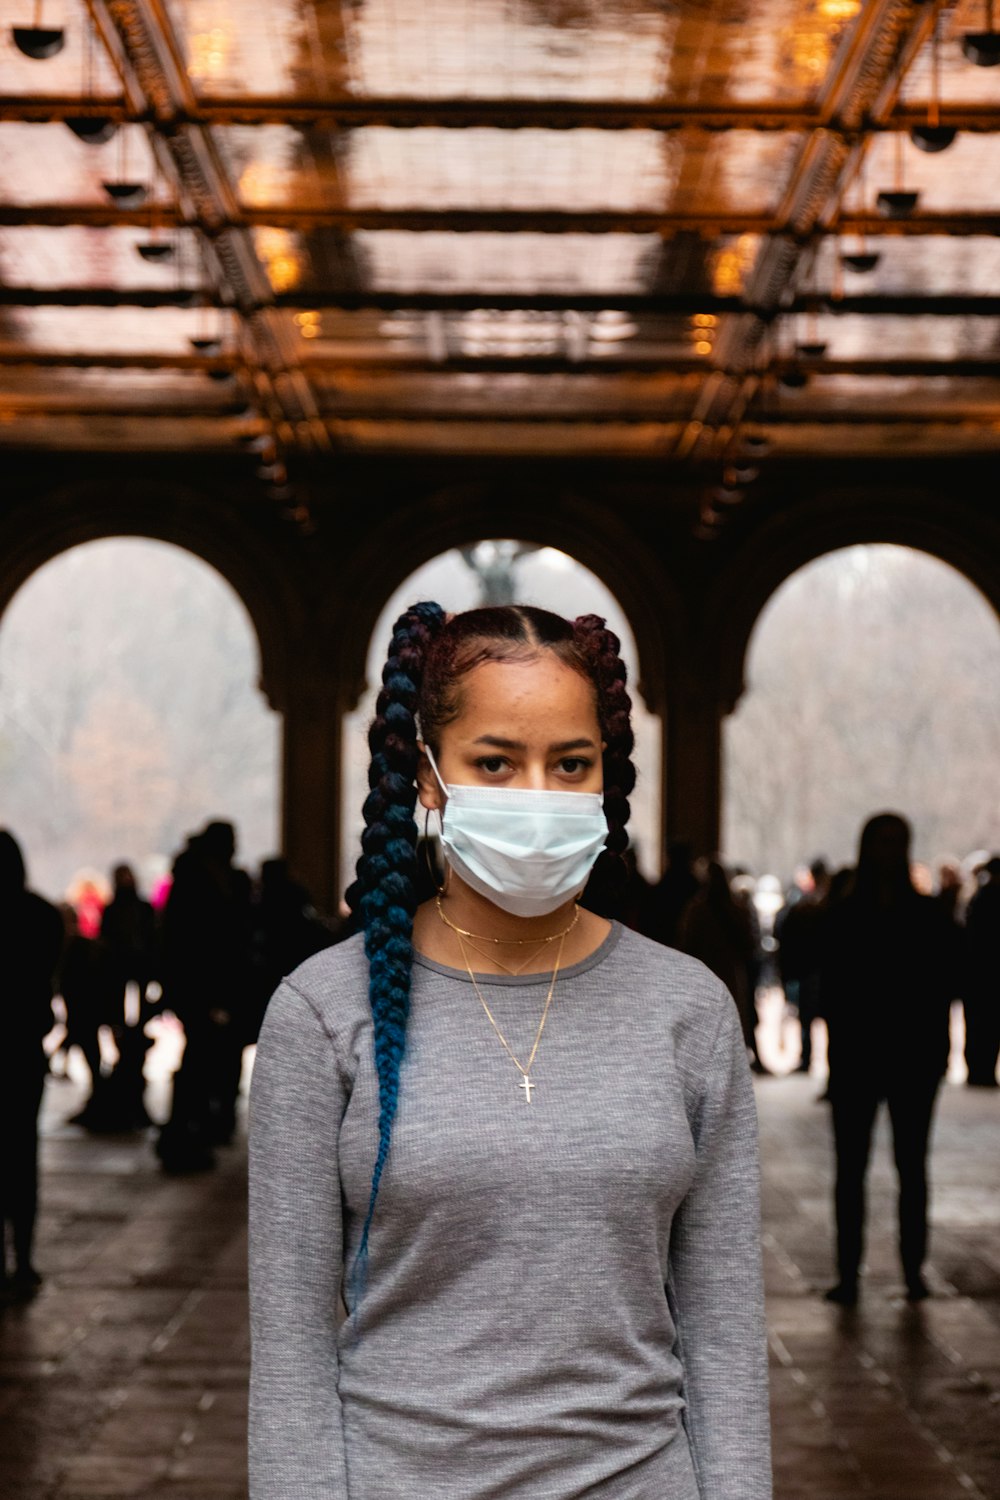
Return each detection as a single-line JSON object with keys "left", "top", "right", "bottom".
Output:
{"left": 2, "top": 1, "right": 999, "bottom": 497}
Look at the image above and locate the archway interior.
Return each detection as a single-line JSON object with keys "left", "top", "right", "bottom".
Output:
{"left": 723, "top": 542, "right": 1000, "bottom": 885}
{"left": 0, "top": 537, "right": 280, "bottom": 903}
{"left": 341, "top": 543, "right": 662, "bottom": 901}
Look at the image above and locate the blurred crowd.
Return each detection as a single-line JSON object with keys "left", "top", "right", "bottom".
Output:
{"left": 1, "top": 810, "right": 996, "bottom": 1301}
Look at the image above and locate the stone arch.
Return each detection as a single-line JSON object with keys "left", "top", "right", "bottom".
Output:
{"left": 702, "top": 488, "right": 1000, "bottom": 715}
{"left": 0, "top": 478, "right": 304, "bottom": 713}
{"left": 320, "top": 481, "right": 679, "bottom": 718}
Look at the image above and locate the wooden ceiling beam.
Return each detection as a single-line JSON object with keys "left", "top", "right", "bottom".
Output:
{"left": 4, "top": 205, "right": 999, "bottom": 236}
{"left": 4, "top": 288, "right": 1000, "bottom": 318}
{"left": 3, "top": 93, "right": 998, "bottom": 134}
{"left": 80, "top": 0, "right": 329, "bottom": 453}
{"left": 2, "top": 350, "right": 998, "bottom": 378}
{"left": 680, "top": 0, "right": 954, "bottom": 467}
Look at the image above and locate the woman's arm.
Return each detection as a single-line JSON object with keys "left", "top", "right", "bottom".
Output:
{"left": 666, "top": 983, "right": 773, "bottom": 1500}
{"left": 248, "top": 978, "right": 351, "bottom": 1499}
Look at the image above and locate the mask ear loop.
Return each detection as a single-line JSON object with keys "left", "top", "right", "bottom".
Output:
{"left": 421, "top": 787, "right": 450, "bottom": 896}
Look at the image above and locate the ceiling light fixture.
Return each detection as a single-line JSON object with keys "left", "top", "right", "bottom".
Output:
{"left": 841, "top": 150, "right": 881, "bottom": 272}
{"left": 876, "top": 132, "right": 919, "bottom": 216}
{"left": 66, "top": 117, "right": 118, "bottom": 145}
{"left": 136, "top": 241, "right": 174, "bottom": 262}
{"left": 912, "top": 8, "right": 957, "bottom": 151}
{"left": 962, "top": 0, "right": 1000, "bottom": 64}
{"left": 12, "top": 0, "right": 64, "bottom": 60}
{"left": 65, "top": 22, "right": 117, "bottom": 145}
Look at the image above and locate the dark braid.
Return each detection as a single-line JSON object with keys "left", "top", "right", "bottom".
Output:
{"left": 571, "top": 614, "right": 637, "bottom": 915}
{"left": 344, "top": 600, "right": 445, "bottom": 1327}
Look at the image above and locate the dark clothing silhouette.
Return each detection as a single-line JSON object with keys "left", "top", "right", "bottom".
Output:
{"left": 646, "top": 848, "right": 700, "bottom": 949}
{"left": 157, "top": 833, "right": 254, "bottom": 1169}
{"left": 963, "top": 876, "right": 1000, "bottom": 1086}
{"left": 677, "top": 871, "right": 760, "bottom": 1063}
{"left": 1, "top": 882, "right": 64, "bottom": 1284}
{"left": 775, "top": 896, "right": 825, "bottom": 1071}
{"left": 100, "top": 888, "right": 158, "bottom": 1019}
{"left": 57, "top": 933, "right": 112, "bottom": 1090}
{"left": 817, "top": 889, "right": 958, "bottom": 1290}
{"left": 250, "top": 861, "right": 337, "bottom": 1044}
{"left": 96, "top": 888, "right": 159, "bottom": 1127}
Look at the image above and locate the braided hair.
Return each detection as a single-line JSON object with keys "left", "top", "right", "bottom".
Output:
{"left": 344, "top": 601, "right": 637, "bottom": 1330}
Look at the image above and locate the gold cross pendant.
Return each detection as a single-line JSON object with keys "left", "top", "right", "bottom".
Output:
{"left": 519, "top": 1075, "right": 535, "bottom": 1104}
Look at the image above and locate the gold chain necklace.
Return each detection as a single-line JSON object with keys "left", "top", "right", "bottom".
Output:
{"left": 435, "top": 893, "right": 579, "bottom": 976}
{"left": 454, "top": 927, "right": 567, "bottom": 1105}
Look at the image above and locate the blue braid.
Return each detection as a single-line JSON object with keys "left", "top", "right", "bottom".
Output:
{"left": 343, "top": 600, "right": 445, "bottom": 1337}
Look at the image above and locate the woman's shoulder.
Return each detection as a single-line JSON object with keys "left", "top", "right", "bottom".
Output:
{"left": 610, "top": 923, "right": 734, "bottom": 1037}
{"left": 268, "top": 929, "right": 370, "bottom": 1042}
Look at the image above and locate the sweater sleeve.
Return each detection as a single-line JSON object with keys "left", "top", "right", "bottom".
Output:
{"left": 666, "top": 982, "right": 773, "bottom": 1500}
{"left": 247, "top": 978, "right": 351, "bottom": 1499}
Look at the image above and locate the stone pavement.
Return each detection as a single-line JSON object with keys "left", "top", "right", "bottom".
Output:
{"left": 1, "top": 995, "right": 997, "bottom": 1500}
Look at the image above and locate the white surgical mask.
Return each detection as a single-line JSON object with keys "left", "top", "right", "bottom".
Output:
{"left": 422, "top": 743, "right": 610, "bottom": 918}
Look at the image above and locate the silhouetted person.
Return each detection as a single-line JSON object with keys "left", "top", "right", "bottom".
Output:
{"left": 817, "top": 812, "right": 959, "bottom": 1305}
{"left": 98, "top": 864, "right": 158, "bottom": 1127}
{"left": 617, "top": 845, "right": 656, "bottom": 936}
{"left": 100, "top": 864, "right": 158, "bottom": 1025}
{"left": 0, "top": 830, "right": 64, "bottom": 1297}
{"left": 963, "top": 856, "right": 1000, "bottom": 1088}
{"left": 776, "top": 858, "right": 830, "bottom": 1073}
{"left": 249, "top": 858, "right": 339, "bottom": 1044}
{"left": 156, "top": 821, "right": 253, "bottom": 1171}
{"left": 934, "top": 858, "right": 964, "bottom": 923}
{"left": 677, "top": 858, "right": 767, "bottom": 1072}
{"left": 646, "top": 840, "right": 700, "bottom": 948}
{"left": 56, "top": 903, "right": 110, "bottom": 1116}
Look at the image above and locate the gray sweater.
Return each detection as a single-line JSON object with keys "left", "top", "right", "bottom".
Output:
{"left": 247, "top": 919, "right": 772, "bottom": 1499}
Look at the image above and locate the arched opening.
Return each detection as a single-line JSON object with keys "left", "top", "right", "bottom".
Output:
{"left": 0, "top": 537, "right": 282, "bottom": 903}
{"left": 340, "top": 541, "right": 663, "bottom": 900}
{"left": 722, "top": 542, "right": 1000, "bottom": 883}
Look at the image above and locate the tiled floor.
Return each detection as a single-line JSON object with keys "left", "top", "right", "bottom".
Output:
{"left": 1, "top": 995, "right": 997, "bottom": 1499}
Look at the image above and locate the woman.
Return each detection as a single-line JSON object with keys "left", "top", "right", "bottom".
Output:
{"left": 0, "top": 830, "right": 64, "bottom": 1297}
{"left": 817, "top": 812, "right": 958, "bottom": 1305}
{"left": 248, "top": 603, "right": 772, "bottom": 1499}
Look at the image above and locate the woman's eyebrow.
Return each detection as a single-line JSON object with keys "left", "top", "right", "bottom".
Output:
{"left": 472, "top": 735, "right": 598, "bottom": 752}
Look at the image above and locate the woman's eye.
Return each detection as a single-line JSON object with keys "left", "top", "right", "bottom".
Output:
{"left": 475, "top": 756, "right": 509, "bottom": 774}
{"left": 559, "top": 757, "right": 592, "bottom": 775}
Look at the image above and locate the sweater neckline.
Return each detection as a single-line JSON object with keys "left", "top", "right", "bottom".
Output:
{"left": 412, "top": 917, "right": 624, "bottom": 986}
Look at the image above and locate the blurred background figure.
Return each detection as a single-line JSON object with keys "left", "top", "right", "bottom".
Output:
{"left": 0, "top": 830, "right": 64, "bottom": 1299}
{"left": 816, "top": 812, "right": 961, "bottom": 1305}
{"left": 98, "top": 864, "right": 159, "bottom": 1128}
{"left": 53, "top": 902, "right": 111, "bottom": 1122}
{"left": 963, "top": 856, "right": 1000, "bottom": 1088}
{"left": 249, "top": 857, "right": 340, "bottom": 1044}
{"left": 156, "top": 821, "right": 254, "bottom": 1173}
{"left": 646, "top": 841, "right": 700, "bottom": 950}
{"left": 677, "top": 856, "right": 769, "bottom": 1074}
{"left": 65, "top": 869, "right": 110, "bottom": 940}
{"left": 775, "top": 859, "right": 831, "bottom": 1074}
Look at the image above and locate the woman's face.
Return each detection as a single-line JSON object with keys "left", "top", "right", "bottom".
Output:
{"left": 417, "top": 654, "right": 605, "bottom": 809}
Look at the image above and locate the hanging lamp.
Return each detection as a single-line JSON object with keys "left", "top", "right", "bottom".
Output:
{"left": 12, "top": 2, "right": 64, "bottom": 59}
{"left": 912, "top": 8, "right": 958, "bottom": 150}
{"left": 962, "top": 0, "right": 1000, "bottom": 64}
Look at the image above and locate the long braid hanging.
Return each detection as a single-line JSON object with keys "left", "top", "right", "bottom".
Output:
{"left": 344, "top": 600, "right": 445, "bottom": 1331}
{"left": 572, "top": 614, "right": 637, "bottom": 911}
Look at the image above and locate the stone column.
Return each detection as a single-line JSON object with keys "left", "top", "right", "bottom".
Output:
{"left": 280, "top": 672, "right": 346, "bottom": 921}
{"left": 663, "top": 662, "right": 725, "bottom": 861}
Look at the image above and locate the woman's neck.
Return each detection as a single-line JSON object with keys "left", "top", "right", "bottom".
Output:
{"left": 411, "top": 873, "right": 611, "bottom": 974}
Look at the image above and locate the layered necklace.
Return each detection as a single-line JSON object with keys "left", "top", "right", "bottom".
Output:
{"left": 434, "top": 894, "right": 580, "bottom": 1104}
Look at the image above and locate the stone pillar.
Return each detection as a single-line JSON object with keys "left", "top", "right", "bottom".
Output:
{"left": 663, "top": 663, "right": 725, "bottom": 861}
{"left": 280, "top": 672, "right": 346, "bottom": 921}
